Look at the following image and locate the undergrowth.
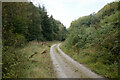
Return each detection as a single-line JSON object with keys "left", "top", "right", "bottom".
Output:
{"left": 60, "top": 43, "right": 119, "bottom": 78}
{"left": 3, "top": 41, "right": 57, "bottom": 78}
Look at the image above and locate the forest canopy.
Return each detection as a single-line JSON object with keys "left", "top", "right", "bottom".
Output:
{"left": 62, "top": 1, "right": 120, "bottom": 78}
{"left": 2, "top": 2, "right": 67, "bottom": 78}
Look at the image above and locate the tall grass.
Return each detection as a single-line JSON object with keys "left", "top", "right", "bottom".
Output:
{"left": 3, "top": 41, "right": 56, "bottom": 78}
{"left": 60, "top": 43, "right": 119, "bottom": 78}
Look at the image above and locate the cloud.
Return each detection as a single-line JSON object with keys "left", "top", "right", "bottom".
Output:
{"left": 31, "top": 0, "right": 115, "bottom": 28}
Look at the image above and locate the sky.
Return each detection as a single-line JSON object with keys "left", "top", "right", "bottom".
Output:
{"left": 30, "top": 0, "right": 115, "bottom": 28}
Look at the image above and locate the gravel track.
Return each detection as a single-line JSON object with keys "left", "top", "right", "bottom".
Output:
{"left": 50, "top": 43, "right": 104, "bottom": 79}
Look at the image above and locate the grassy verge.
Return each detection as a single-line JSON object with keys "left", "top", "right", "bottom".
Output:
{"left": 55, "top": 46, "right": 60, "bottom": 54}
{"left": 60, "top": 43, "right": 119, "bottom": 78}
{"left": 14, "top": 41, "right": 57, "bottom": 78}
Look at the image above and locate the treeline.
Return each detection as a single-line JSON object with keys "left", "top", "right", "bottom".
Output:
{"left": 62, "top": 1, "right": 120, "bottom": 78}
{"left": 3, "top": 2, "right": 67, "bottom": 46}
{"left": 2, "top": 2, "right": 67, "bottom": 78}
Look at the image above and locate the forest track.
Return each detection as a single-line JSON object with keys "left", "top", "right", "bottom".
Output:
{"left": 50, "top": 43, "right": 105, "bottom": 78}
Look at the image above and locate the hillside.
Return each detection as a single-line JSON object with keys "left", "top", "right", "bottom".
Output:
{"left": 2, "top": 2, "right": 67, "bottom": 78}
{"left": 61, "top": 1, "right": 120, "bottom": 78}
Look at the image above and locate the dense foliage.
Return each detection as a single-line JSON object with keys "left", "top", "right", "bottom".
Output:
{"left": 62, "top": 1, "right": 120, "bottom": 78}
{"left": 2, "top": 2, "right": 67, "bottom": 78}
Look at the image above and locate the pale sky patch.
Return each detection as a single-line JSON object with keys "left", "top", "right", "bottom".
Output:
{"left": 30, "top": 0, "right": 115, "bottom": 28}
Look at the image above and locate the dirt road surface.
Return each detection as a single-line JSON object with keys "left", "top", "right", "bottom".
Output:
{"left": 50, "top": 43, "right": 104, "bottom": 78}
